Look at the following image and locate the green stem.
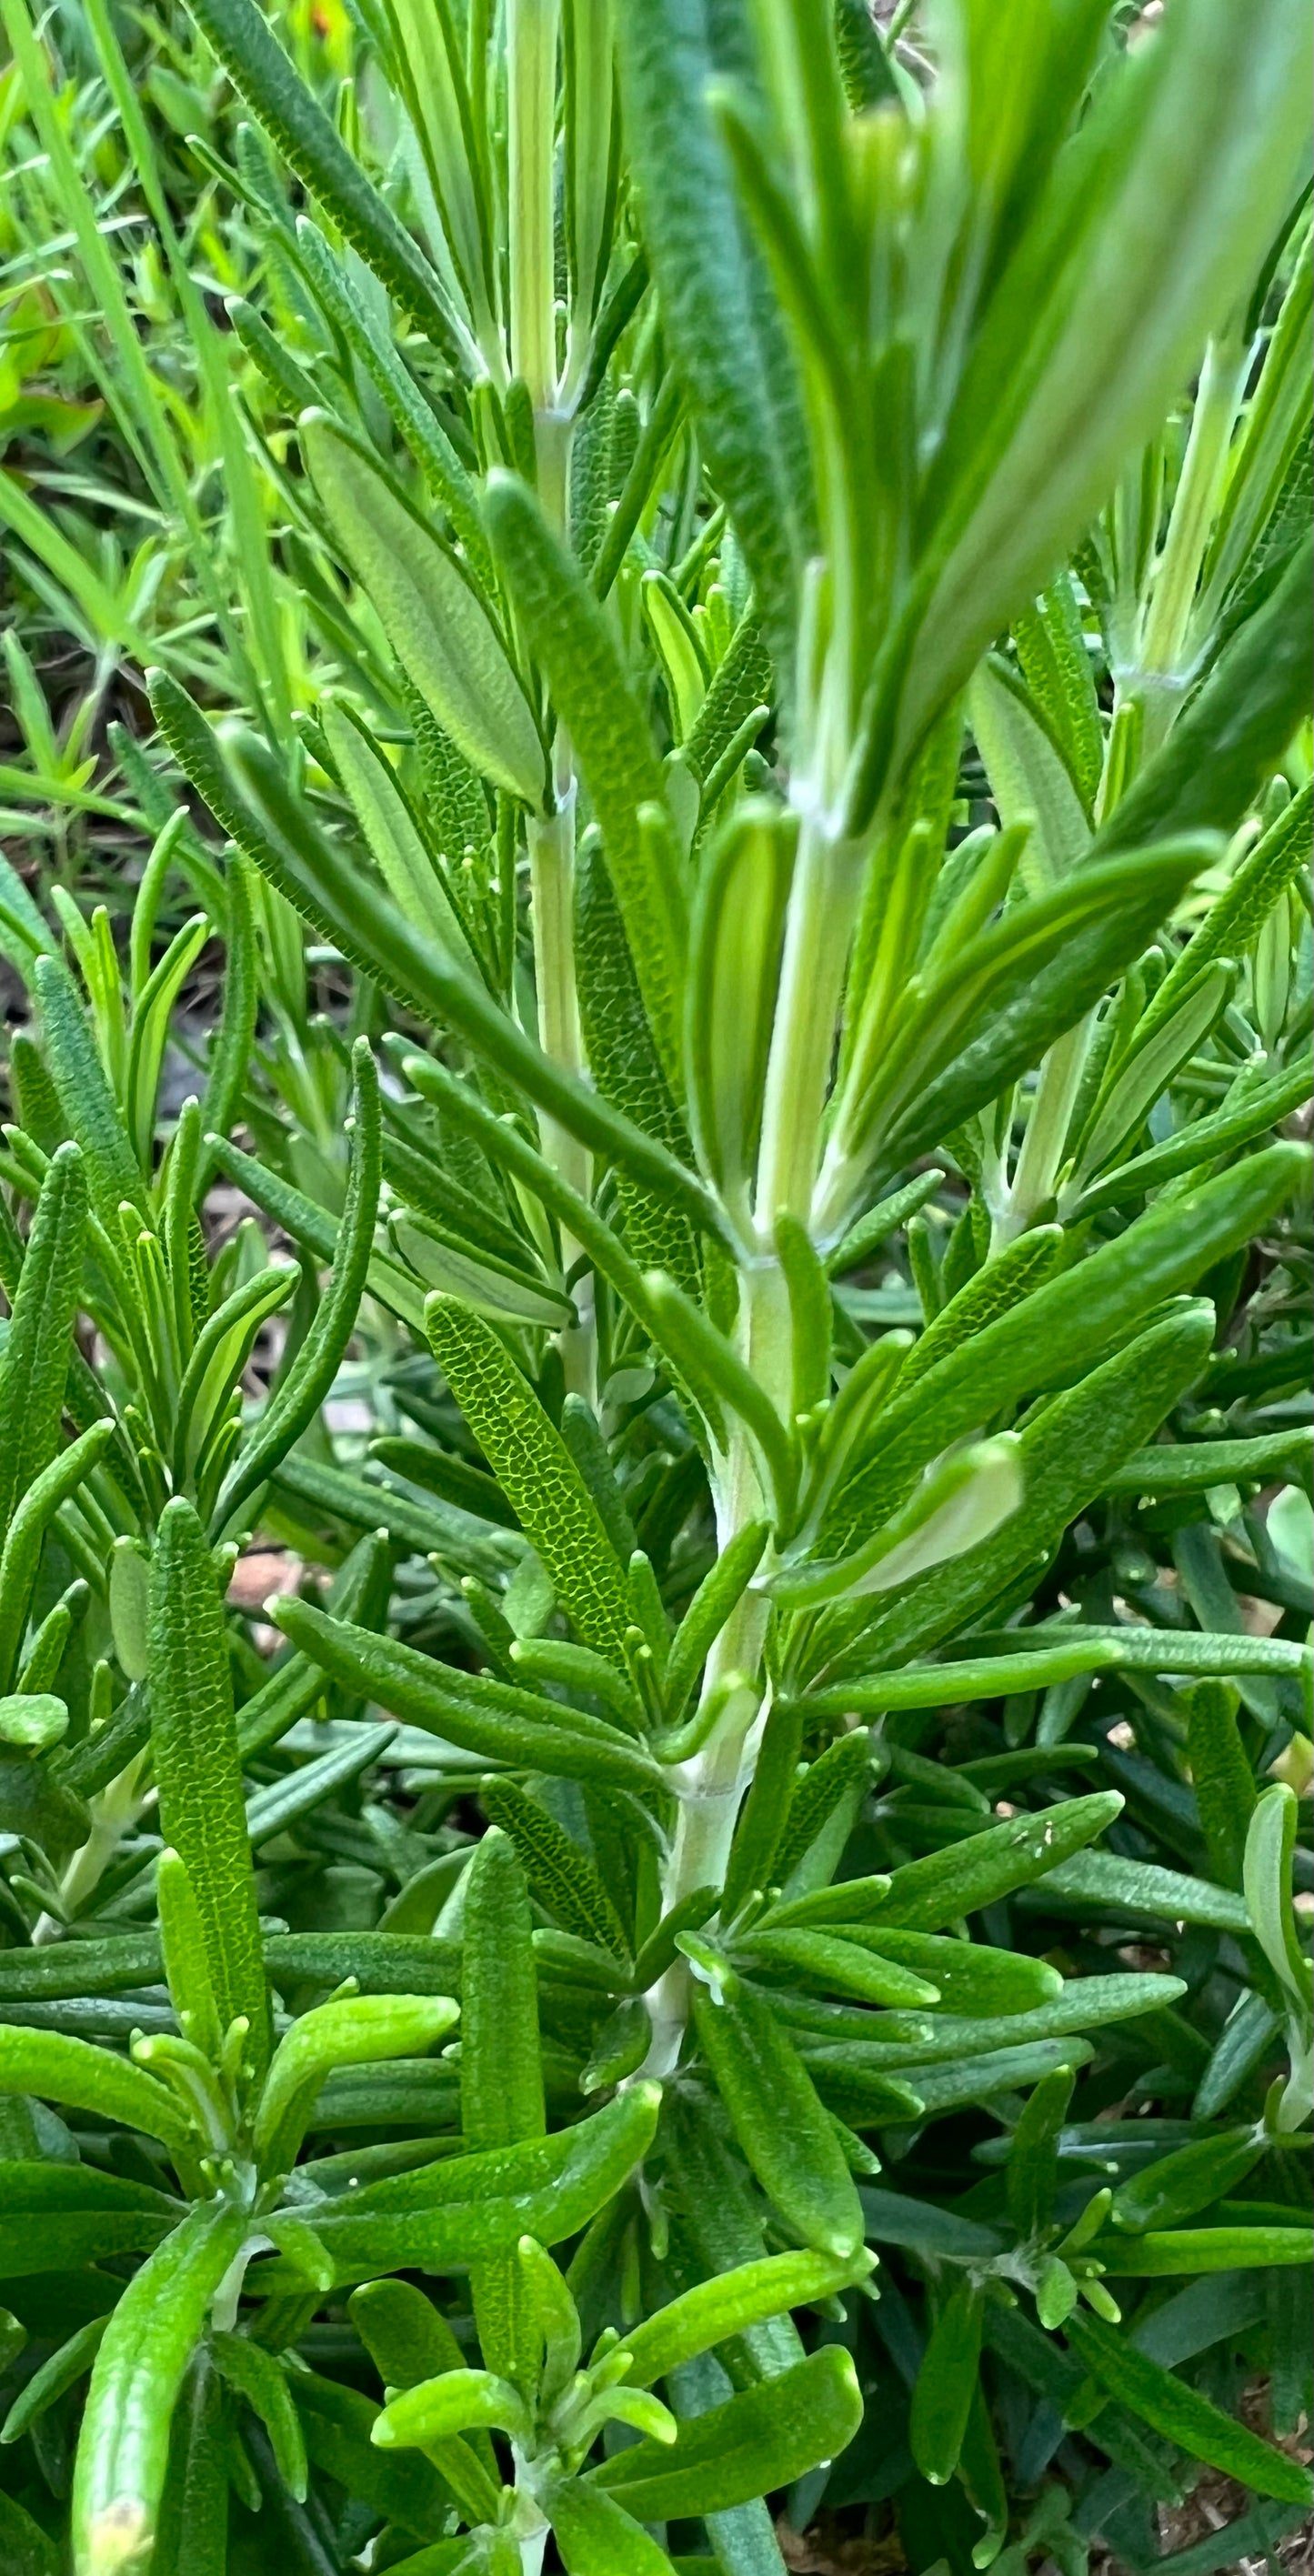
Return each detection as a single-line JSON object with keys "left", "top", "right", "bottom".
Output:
{"left": 992, "top": 1012, "right": 1093, "bottom": 1248}
{"left": 522, "top": 374, "right": 594, "bottom": 1384}
{"left": 638, "top": 1265, "right": 787, "bottom": 2072}
{"left": 35, "top": 1750, "right": 150, "bottom": 1943}
{"left": 1127, "top": 330, "right": 1249, "bottom": 757}
{"left": 507, "top": 0, "right": 561, "bottom": 413}
{"left": 637, "top": 1629, "right": 766, "bottom": 2080}
{"left": 753, "top": 814, "right": 862, "bottom": 1232}
{"left": 525, "top": 793, "right": 595, "bottom": 1393}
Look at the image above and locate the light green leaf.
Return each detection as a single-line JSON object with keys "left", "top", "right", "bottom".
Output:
{"left": 686, "top": 800, "right": 794, "bottom": 1209}
{"left": 254, "top": 1995, "right": 457, "bottom": 2179}
{"left": 549, "top": 2481, "right": 677, "bottom": 2576}
{"left": 321, "top": 697, "right": 480, "bottom": 971}
{"left": 1071, "top": 958, "right": 1233, "bottom": 1185}
{"left": 776, "top": 1434, "right": 1023, "bottom": 1609}
{"left": 215, "top": 1037, "right": 381, "bottom": 1533}
{"left": 304, "top": 419, "right": 545, "bottom": 806}
{"left": 968, "top": 657, "right": 1091, "bottom": 879}
{"left": 274, "top": 1596, "right": 662, "bottom": 1793}
{"left": 0, "top": 1420, "right": 114, "bottom": 1695}
{"left": 590, "top": 2346, "right": 862, "bottom": 2522}
{"left": 0, "top": 2028, "right": 190, "bottom": 2150}
{"left": 691, "top": 1977, "right": 864, "bottom": 2258}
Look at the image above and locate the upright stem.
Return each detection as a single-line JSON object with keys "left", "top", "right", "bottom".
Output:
{"left": 638, "top": 1265, "right": 788, "bottom": 2074}
{"left": 637, "top": 1588, "right": 768, "bottom": 2080}
{"left": 753, "top": 814, "right": 863, "bottom": 1232}
{"left": 527, "top": 795, "right": 585, "bottom": 1143}
{"left": 991, "top": 1012, "right": 1093, "bottom": 1249}
{"left": 510, "top": 2, "right": 596, "bottom": 1382}
{"left": 1125, "top": 330, "right": 1249, "bottom": 757}
{"left": 526, "top": 791, "right": 596, "bottom": 1394}
{"left": 35, "top": 1750, "right": 150, "bottom": 1944}
{"left": 507, "top": 0, "right": 560, "bottom": 416}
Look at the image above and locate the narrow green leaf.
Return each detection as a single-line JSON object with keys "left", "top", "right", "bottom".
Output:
{"left": 321, "top": 698, "right": 479, "bottom": 971}
{"left": 573, "top": 830, "right": 702, "bottom": 1298}
{"left": 0, "top": 1420, "right": 114, "bottom": 1694}
{"left": 304, "top": 420, "right": 545, "bottom": 806}
{"left": 1013, "top": 576, "right": 1104, "bottom": 813}
{"left": 216, "top": 1037, "right": 381, "bottom": 1532}
{"left": 1095, "top": 2226, "right": 1314, "bottom": 2276}
{"left": 1185, "top": 1681, "right": 1257, "bottom": 1893}
{"left": 482, "top": 1782, "right": 630, "bottom": 1958}
{"left": 1136, "top": 782, "right": 1313, "bottom": 1047}
{"left": 829, "top": 1927, "right": 1062, "bottom": 2017}
{"left": 828, "top": 1147, "right": 1309, "bottom": 1560}
{"left": 590, "top": 2347, "right": 863, "bottom": 2522}
{"left": 969, "top": 657, "right": 1092, "bottom": 873}
{"left": 125, "top": 913, "right": 209, "bottom": 1168}
{"left": 274, "top": 1597, "right": 662, "bottom": 1792}
{"left": 173, "top": 1265, "right": 297, "bottom": 1488}
{"left": 737, "top": 1929, "right": 937, "bottom": 2010}
{"left": 691, "top": 1978, "right": 864, "bottom": 2256}
{"left": 180, "top": 0, "right": 466, "bottom": 356}
{"left": 0, "top": 1141, "right": 85, "bottom": 1545}
{"left": 1065, "top": 2308, "right": 1312, "bottom": 2505}
{"left": 686, "top": 800, "right": 794, "bottom": 1207}
{"left": 615, "top": 1, "right": 811, "bottom": 684}
{"left": 148, "top": 1496, "right": 269, "bottom": 2069}
{"left": 643, "top": 1271, "right": 796, "bottom": 1521}
{"left": 1076, "top": 1053, "right": 1312, "bottom": 1216}
{"left": 245, "top": 1722, "right": 397, "bottom": 1851}
{"left": 156, "top": 1850, "right": 223, "bottom": 2066}
{"left": 1, "top": 2314, "right": 106, "bottom": 2449}
{"left": 1245, "top": 1786, "right": 1311, "bottom": 2020}
{"left": 34, "top": 956, "right": 145, "bottom": 1226}
{"left": 73, "top": 2203, "right": 252, "bottom": 2576}
{"left": 910, "top": 2281, "right": 984, "bottom": 2486}
{"left": 843, "top": 842, "right": 1209, "bottom": 1185}
{"left": 1110, "top": 2127, "right": 1265, "bottom": 2236}
{"left": 871, "top": 1792, "right": 1125, "bottom": 1933}
{"left": 426, "top": 1295, "right": 633, "bottom": 1665}
{"left": 1073, "top": 958, "right": 1234, "bottom": 1183}
{"left": 254, "top": 1995, "right": 458, "bottom": 2178}
{"left": 485, "top": 471, "right": 687, "bottom": 1093}
{"left": 269, "top": 2086, "right": 663, "bottom": 2283}
{"left": 549, "top": 2481, "right": 676, "bottom": 2576}
{"left": 294, "top": 217, "right": 490, "bottom": 577}
{"left": 775, "top": 1729, "right": 878, "bottom": 1892}
{"left": 211, "top": 2333, "right": 307, "bottom": 2501}
{"left": 618, "top": 2245, "right": 874, "bottom": 2393}
{"left": 915, "top": 1235, "right": 1064, "bottom": 1416}
{"left": 663, "top": 1522, "right": 770, "bottom": 1726}
{"left": 0, "top": 2030, "right": 189, "bottom": 2150}
{"left": 1007, "top": 2066, "right": 1076, "bottom": 2242}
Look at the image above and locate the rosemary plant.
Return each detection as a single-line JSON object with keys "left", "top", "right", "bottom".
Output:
{"left": 0, "top": 0, "right": 1310, "bottom": 2570}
